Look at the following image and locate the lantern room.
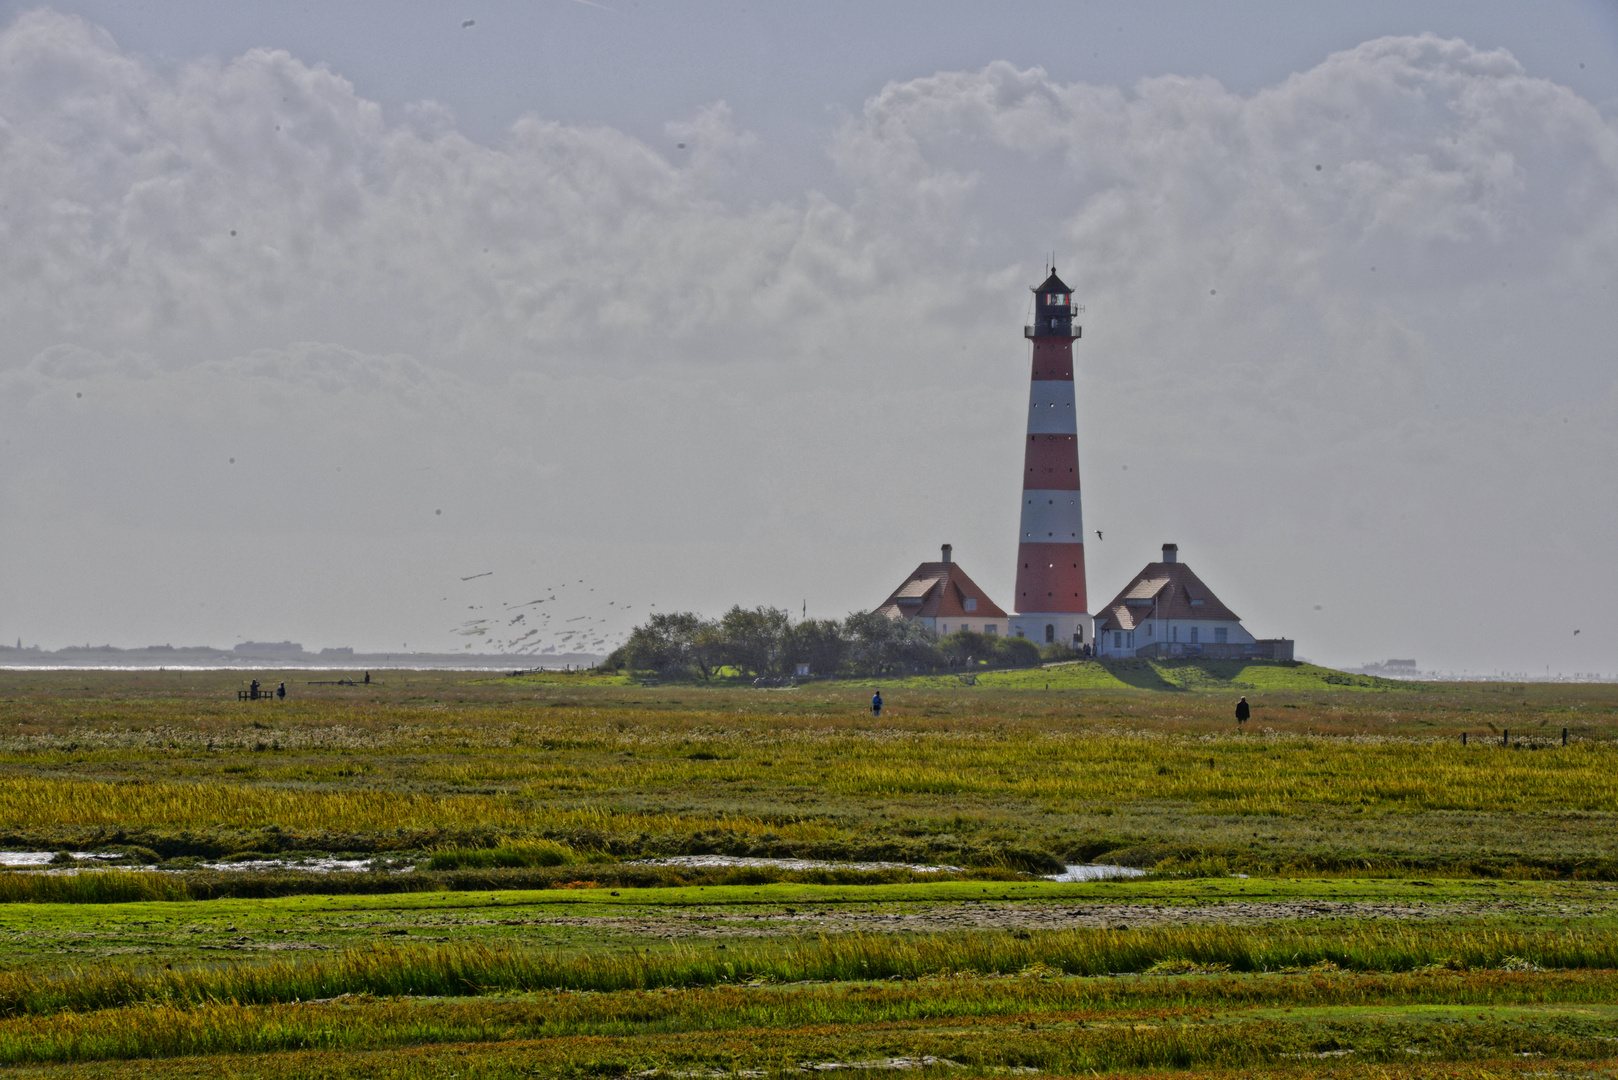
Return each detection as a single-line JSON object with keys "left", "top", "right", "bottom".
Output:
{"left": 1029, "top": 269, "right": 1080, "bottom": 339}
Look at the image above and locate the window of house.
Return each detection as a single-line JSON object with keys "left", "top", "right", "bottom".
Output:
{"left": 1145, "top": 623, "right": 1153, "bottom": 638}
{"left": 940, "top": 624, "right": 948, "bottom": 634}
{"left": 1045, "top": 624, "right": 1055, "bottom": 643}
{"left": 985, "top": 625, "right": 998, "bottom": 636}
{"left": 1127, "top": 631, "right": 1134, "bottom": 648}
{"left": 1215, "top": 628, "right": 1228, "bottom": 644}
{"left": 964, "top": 598, "right": 977, "bottom": 611}
{"left": 1190, "top": 626, "right": 1200, "bottom": 643}
{"left": 1114, "top": 632, "right": 1122, "bottom": 648}
{"left": 1172, "top": 626, "right": 1179, "bottom": 642}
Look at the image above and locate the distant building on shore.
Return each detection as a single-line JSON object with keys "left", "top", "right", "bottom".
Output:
{"left": 1093, "top": 544, "right": 1292, "bottom": 660}
{"left": 877, "top": 545, "right": 1010, "bottom": 637}
{"left": 233, "top": 641, "right": 306, "bottom": 659}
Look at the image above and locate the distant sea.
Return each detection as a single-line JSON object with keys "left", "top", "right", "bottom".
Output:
{"left": 0, "top": 646, "right": 604, "bottom": 671}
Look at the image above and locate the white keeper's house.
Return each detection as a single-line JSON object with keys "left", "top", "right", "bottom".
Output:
{"left": 876, "top": 545, "right": 1010, "bottom": 637}
{"left": 1093, "top": 544, "right": 1292, "bottom": 660}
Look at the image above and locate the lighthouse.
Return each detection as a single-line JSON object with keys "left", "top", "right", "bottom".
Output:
{"left": 1009, "top": 269, "right": 1091, "bottom": 649}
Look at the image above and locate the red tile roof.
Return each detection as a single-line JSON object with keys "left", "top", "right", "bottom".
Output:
{"left": 878, "top": 561, "right": 1009, "bottom": 621}
{"left": 1093, "top": 560, "right": 1241, "bottom": 633}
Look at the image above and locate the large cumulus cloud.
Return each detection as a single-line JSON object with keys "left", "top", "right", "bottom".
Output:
{"left": 1, "top": 11, "right": 1614, "bottom": 672}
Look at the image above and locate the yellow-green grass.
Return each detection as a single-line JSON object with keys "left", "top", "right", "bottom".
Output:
{"left": 2, "top": 672, "right": 1617, "bottom": 1076}
{"left": 7, "top": 922, "right": 1618, "bottom": 1016}
{"left": 1, "top": 958, "right": 1618, "bottom": 1068}
{"left": 898, "top": 660, "right": 1409, "bottom": 693}
{"left": 5, "top": 875, "right": 1609, "bottom": 963}
{"left": 2, "top": 669, "right": 1616, "bottom": 880}
{"left": 2, "top": 733, "right": 1616, "bottom": 826}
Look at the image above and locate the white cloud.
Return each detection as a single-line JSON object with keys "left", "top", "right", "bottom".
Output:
{"left": 1, "top": 12, "right": 1615, "bottom": 672}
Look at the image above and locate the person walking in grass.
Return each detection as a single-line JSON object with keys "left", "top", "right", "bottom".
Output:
{"left": 1235, "top": 696, "right": 1250, "bottom": 726}
{"left": 871, "top": 691, "right": 883, "bottom": 718}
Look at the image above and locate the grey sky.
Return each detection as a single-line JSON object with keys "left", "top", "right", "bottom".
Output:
{"left": 1, "top": 2, "right": 1615, "bottom": 674}
{"left": 25, "top": 2, "right": 1618, "bottom": 199}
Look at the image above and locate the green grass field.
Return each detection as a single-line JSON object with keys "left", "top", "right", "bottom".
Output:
{"left": 0, "top": 664, "right": 1615, "bottom": 1076}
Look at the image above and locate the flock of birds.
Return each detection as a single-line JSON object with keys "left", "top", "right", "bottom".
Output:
{"left": 446, "top": 572, "right": 642, "bottom": 657}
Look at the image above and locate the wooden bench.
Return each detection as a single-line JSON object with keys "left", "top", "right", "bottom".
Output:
{"left": 237, "top": 689, "right": 277, "bottom": 701}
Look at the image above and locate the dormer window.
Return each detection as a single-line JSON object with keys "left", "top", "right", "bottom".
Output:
{"left": 964, "top": 598, "right": 977, "bottom": 612}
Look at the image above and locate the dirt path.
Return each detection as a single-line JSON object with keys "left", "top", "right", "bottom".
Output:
{"left": 484, "top": 898, "right": 1523, "bottom": 938}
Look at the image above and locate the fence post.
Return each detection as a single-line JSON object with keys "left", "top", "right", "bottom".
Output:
{"left": 1502, "top": 728, "right": 1508, "bottom": 747}
{"left": 1461, "top": 732, "right": 1467, "bottom": 746}
{"left": 1563, "top": 727, "right": 1568, "bottom": 746}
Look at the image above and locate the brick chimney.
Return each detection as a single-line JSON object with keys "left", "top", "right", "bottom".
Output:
{"left": 941, "top": 543, "right": 952, "bottom": 564}
{"left": 1162, "top": 543, "right": 1178, "bottom": 563}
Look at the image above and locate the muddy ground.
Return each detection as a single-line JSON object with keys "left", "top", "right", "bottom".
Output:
{"left": 462, "top": 895, "right": 1589, "bottom": 939}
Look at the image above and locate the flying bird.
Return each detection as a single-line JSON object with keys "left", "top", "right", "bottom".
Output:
{"left": 462, "top": 19, "right": 475, "bottom": 27}
{"left": 461, "top": 571, "right": 493, "bottom": 581}
{"left": 1095, "top": 530, "right": 1103, "bottom": 541}
{"left": 1575, "top": 629, "right": 1581, "bottom": 635}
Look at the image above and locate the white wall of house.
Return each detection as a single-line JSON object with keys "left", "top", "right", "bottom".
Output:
{"left": 938, "top": 618, "right": 1009, "bottom": 636}
{"left": 1096, "top": 619, "right": 1253, "bottom": 657}
{"left": 900, "top": 614, "right": 1011, "bottom": 637}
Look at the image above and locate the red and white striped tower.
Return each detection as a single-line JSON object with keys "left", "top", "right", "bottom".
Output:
{"left": 1010, "top": 269, "right": 1091, "bottom": 649}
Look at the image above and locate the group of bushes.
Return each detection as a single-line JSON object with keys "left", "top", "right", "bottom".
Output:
{"left": 604, "top": 607, "right": 1043, "bottom": 680}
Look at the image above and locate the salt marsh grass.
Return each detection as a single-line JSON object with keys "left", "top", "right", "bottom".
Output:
{"left": 1, "top": 669, "right": 1615, "bottom": 876}
{"left": 6, "top": 924, "right": 1617, "bottom": 1017}
{"left": 1, "top": 671, "right": 1617, "bottom": 1074}
{"left": 2, "top": 939, "right": 1618, "bottom": 1068}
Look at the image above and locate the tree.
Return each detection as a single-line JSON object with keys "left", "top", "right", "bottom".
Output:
{"left": 842, "top": 611, "right": 942, "bottom": 675}
{"left": 782, "top": 618, "right": 848, "bottom": 677}
{"left": 717, "top": 605, "right": 791, "bottom": 677}
{"left": 993, "top": 634, "right": 1042, "bottom": 669}
{"left": 938, "top": 629, "right": 1042, "bottom": 670}
{"left": 615, "top": 611, "right": 718, "bottom": 678}
{"left": 939, "top": 629, "right": 994, "bottom": 668}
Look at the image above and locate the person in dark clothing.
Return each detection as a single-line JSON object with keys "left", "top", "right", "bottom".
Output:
{"left": 249, "top": 679, "right": 261, "bottom": 700}
{"left": 276, "top": 682, "right": 286, "bottom": 701}
{"left": 363, "top": 671, "right": 370, "bottom": 685}
{"left": 1235, "top": 696, "right": 1250, "bottom": 724}
{"left": 871, "top": 691, "right": 883, "bottom": 718}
